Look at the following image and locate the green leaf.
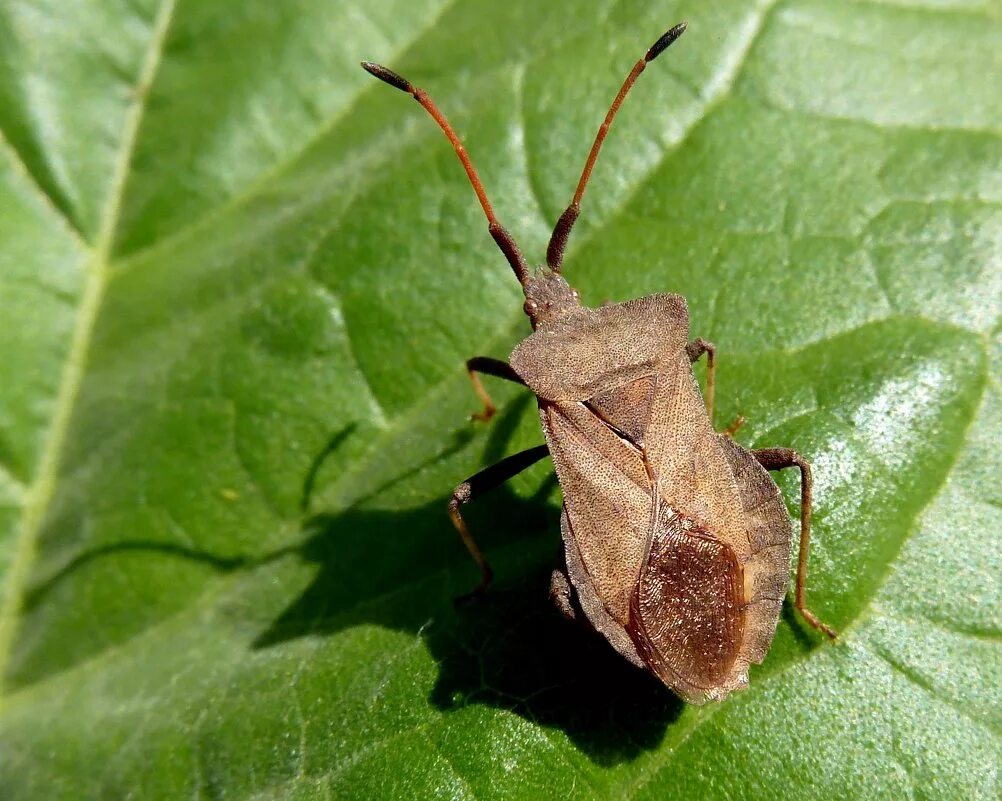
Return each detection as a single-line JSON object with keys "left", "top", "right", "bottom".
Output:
{"left": 0, "top": 0, "right": 999, "bottom": 798}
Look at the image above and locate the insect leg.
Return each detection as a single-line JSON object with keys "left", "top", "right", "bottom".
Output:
{"left": 721, "top": 415, "right": 746, "bottom": 438}
{"left": 465, "top": 356, "right": 525, "bottom": 422}
{"left": 449, "top": 444, "right": 550, "bottom": 603}
{"left": 685, "top": 337, "right": 716, "bottom": 421}
{"left": 549, "top": 567, "right": 578, "bottom": 622}
{"left": 751, "top": 448, "right": 837, "bottom": 639}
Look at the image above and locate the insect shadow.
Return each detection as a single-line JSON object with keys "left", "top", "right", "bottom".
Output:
{"left": 21, "top": 403, "right": 684, "bottom": 761}
{"left": 255, "top": 399, "right": 684, "bottom": 766}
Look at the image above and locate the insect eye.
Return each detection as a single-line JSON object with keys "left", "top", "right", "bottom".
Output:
{"left": 523, "top": 299, "right": 539, "bottom": 316}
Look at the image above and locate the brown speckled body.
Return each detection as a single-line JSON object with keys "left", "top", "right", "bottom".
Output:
{"left": 512, "top": 293, "right": 792, "bottom": 704}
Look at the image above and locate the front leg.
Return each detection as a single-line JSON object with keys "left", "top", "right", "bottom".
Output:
{"left": 465, "top": 356, "right": 526, "bottom": 422}
{"left": 685, "top": 338, "right": 716, "bottom": 422}
{"left": 752, "top": 447, "right": 837, "bottom": 639}
{"left": 449, "top": 444, "right": 549, "bottom": 603}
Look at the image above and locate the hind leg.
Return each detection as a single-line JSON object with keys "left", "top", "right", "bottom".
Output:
{"left": 752, "top": 447, "right": 837, "bottom": 639}
{"left": 549, "top": 568, "right": 578, "bottom": 622}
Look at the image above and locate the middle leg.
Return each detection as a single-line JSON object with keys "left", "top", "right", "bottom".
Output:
{"left": 449, "top": 444, "right": 549, "bottom": 602}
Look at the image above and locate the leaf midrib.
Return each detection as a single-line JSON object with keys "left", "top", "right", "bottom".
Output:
{"left": 0, "top": 0, "right": 179, "bottom": 701}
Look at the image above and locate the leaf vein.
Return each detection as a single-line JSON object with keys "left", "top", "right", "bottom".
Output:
{"left": 866, "top": 640, "right": 1001, "bottom": 737}
{"left": 0, "top": 0, "right": 179, "bottom": 700}
{"left": 0, "top": 131, "right": 90, "bottom": 251}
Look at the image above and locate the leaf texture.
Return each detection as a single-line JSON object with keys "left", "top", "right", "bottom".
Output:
{"left": 0, "top": 0, "right": 998, "bottom": 798}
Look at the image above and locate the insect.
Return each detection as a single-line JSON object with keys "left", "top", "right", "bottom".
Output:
{"left": 362, "top": 21, "right": 836, "bottom": 704}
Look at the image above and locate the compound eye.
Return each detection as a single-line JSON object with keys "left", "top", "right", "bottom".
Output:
{"left": 523, "top": 299, "right": 539, "bottom": 316}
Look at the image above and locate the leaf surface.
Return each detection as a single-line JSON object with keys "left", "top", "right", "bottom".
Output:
{"left": 0, "top": 0, "right": 999, "bottom": 798}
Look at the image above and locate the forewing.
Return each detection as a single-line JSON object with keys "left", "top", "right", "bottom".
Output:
{"left": 627, "top": 506, "right": 744, "bottom": 704}
{"left": 644, "top": 354, "right": 747, "bottom": 548}
{"left": 625, "top": 355, "right": 758, "bottom": 701}
{"left": 539, "top": 346, "right": 778, "bottom": 701}
{"left": 559, "top": 507, "right": 645, "bottom": 669}
{"left": 540, "top": 401, "right": 650, "bottom": 623}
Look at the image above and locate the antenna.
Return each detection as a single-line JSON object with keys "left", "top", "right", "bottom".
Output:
{"left": 545, "top": 22, "right": 687, "bottom": 271}
{"left": 361, "top": 61, "right": 529, "bottom": 285}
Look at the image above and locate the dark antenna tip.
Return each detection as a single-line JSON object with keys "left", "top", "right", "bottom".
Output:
{"left": 360, "top": 61, "right": 413, "bottom": 93}
{"left": 645, "top": 21, "right": 687, "bottom": 62}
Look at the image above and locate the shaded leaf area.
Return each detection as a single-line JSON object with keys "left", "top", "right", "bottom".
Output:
{"left": 0, "top": 0, "right": 999, "bottom": 799}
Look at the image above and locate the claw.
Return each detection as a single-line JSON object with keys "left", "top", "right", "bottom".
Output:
{"left": 453, "top": 580, "right": 490, "bottom": 608}
{"left": 722, "top": 414, "right": 746, "bottom": 438}
{"left": 469, "top": 404, "right": 496, "bottom": 423}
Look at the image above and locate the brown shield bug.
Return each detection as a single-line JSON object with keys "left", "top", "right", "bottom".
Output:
{"left": 362, "top": 21, "right": 836, "bottom": 704}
